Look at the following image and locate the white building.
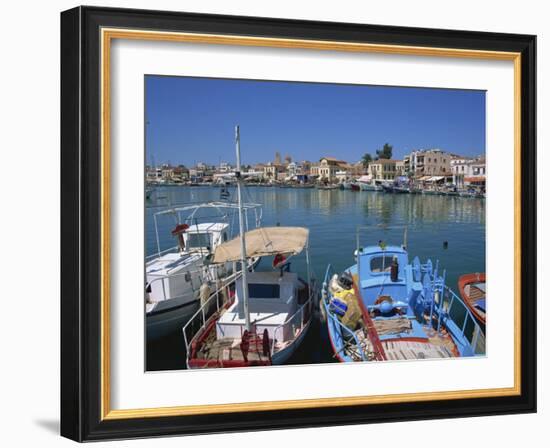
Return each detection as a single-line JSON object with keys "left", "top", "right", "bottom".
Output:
{"left": 335, "top": 170, "right": 348, "bottom": 183}
{"left": 450, "top": 156, "right": 486, "bottom": 187}
{"left": 218, "top": 162, "right": 232, "bottom": 173}
{"left": 286, "top": 162, "right": 303, "bottom": 179}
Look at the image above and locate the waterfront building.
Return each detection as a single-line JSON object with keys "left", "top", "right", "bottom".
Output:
{"left": 218, "top": 161, "right": 232, "bottom": 173}
{"left": 350, "top": 160, "right": 367, "bottom": 176}
{"left": 172, "top": 165, "right": 189, "bottom": 183}
{"left": 395, "top": 160, "right": 405, "bottom": 176}
{"left": 451, "top": 156, "right": 473, "bottom": 174}
{"left": 318, "top": 157, "right": 348, "bottom": 182}
{"left": 309, "top": 163, "right": 320, "bottom": 178}
{"left": 335, "top": 169, "right": 348, "bottom": 183}
{"left": 161, "top": 164, "right": 175, "bottom": 182}
{"left": 286, "top": 161, "right": 302, "bottom": 179}
{"left": 300, "top": 160, "right": 312, "bottom": 176}
{"left": 188, "top": 168, "right": 205, "bottom": 181}
{"left": 263, "top": 162, "right": 285, "bottom": 181}
{"left": 253, "top": 163, "right": 266, "bottom": 175}
{"left": 367, "top": 159, "right": 399, "bottom": 181}
{"left": 404, "top": 149, "right": 451, "bottom": 178}
{"left": 465, "top": 157, "right": 486, "bottom": 187}
{"left": 146, "top": 165, "right": 162, "bottom": 183}
{"left": 451, "top": 155, "right": 486, "bottom": 187}
{"left": 245, "top": 168, "right": 264, "bottom": 181}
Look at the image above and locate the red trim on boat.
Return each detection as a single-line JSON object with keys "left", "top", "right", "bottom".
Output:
{"left": 352, "top": 279, "right": 387, "bottom": 361}
{"left": 458, "top": 272, "right": 486, "bottom": 325}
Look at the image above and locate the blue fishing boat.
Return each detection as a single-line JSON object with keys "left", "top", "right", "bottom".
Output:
{"left": 321, "top": 228, "right": 485, "bottom": 362}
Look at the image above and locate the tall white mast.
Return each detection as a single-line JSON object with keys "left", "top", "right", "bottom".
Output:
{"left": 235, "top": 125, "right": 251, "bottom": 332}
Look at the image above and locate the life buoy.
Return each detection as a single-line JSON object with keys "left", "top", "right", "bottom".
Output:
{"left": 375, "top": 295, "right": 393, "bottom": 305}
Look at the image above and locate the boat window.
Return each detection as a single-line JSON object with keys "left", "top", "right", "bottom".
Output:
{"left": 187, "top": 232, "right": 213, "bottom": 249}
{"left": 222, "top": 232, "right": 228, "bottom": 242}
{"left": 370, "top": 256, "right": 392, "bottom": 273}
{"left": 248, "top": 283, "right": 280, "bottom": 299}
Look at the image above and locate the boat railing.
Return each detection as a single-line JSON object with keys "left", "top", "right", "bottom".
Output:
{"left": 436, "top": 285, "right": 485, "bottom": 355}
{"left": 182, "top": 271, "right": 241, "bottom": 357}
{"left": 321, "top": 264, "right": 336, "bottom": 304}
{"left": 323, "top": 298, "right": 367, "bottom": 361}
{"left": 145, "top": 245, "right": 214, "bottom": 262}
{"left": 270, "top": 281, "right": 316, "bottom": 356}
{"left": 145, "top": 245, "right": 179, "bottom": 261}
{"left": 321, "top": 264, "right": 367, "bottom": 361}
{"left": 151, "top": 201, "right": 263, "bottom": 257}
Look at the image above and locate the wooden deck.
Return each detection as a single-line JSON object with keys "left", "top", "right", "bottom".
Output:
{"left": 346, "top": 319, "right": 459, "bottom": 361}
{"left": 195, "top": 331, "right": 271, "bottom": 362}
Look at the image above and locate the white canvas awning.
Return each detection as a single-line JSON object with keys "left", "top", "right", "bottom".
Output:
{"left": 213, "top": 227, "right": 309, "bottom": 263}
{"left": 427, "top": 176, "right": 444, "bottom": 182}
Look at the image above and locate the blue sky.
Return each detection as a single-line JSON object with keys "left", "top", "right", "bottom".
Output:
{"left": 145, "top": 75, "right": 485, "bottom": 166}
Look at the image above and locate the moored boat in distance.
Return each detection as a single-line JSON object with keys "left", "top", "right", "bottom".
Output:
{"left": 458, "top": 273, "right": 486, "bottom": 325}
{"left": 321, "top": 227, "right": 485, "bottom": 362}
{"left": 422, "top": 188, "right": 440, "bottom": 195}
{"left": 393, "top": 185, "right": 411, "bottom": 194}
{"left": 359, "top": 182, "right": 379, "bottom": 191}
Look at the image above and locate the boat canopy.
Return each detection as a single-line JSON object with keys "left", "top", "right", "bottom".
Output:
{"left": 213, "top": 227, "right": 309, "bottom": 263}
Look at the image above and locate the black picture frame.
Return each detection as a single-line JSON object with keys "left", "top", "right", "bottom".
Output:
{"left": 61, "top": 5, "right": 536, "bottom": 442}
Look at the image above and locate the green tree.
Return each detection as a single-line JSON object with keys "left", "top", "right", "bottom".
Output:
{"left": 376, "top": 143, "right": 393, "bottom": 160}
{"left": 361, "top": 153, "right": 373, "bottom": 169}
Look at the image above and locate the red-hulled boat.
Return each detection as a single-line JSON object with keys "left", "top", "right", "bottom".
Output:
{"left": 458, "top": 273, "right": 486, "bottom": 325}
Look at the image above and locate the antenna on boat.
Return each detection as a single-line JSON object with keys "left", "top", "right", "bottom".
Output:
{"left": 235, "top": 125, "right": 252, "bottom": 332}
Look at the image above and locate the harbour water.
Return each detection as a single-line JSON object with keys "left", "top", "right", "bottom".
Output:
{"left": 146, "top": 186, "right": 485, "bottom": 371}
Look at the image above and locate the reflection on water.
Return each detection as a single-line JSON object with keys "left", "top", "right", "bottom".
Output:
{"left": 146, "top": 186, "right": 485, "bottom": 370}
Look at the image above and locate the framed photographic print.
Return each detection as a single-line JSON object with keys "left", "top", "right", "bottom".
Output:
{"left": 60, "top": 6, "right": 536, "bottom": 441}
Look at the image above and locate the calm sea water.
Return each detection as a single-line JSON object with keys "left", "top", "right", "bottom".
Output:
{"left": 146, "top": 186, "right": 485, "bottom": 370}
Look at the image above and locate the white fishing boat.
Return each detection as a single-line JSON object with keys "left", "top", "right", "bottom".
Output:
{"left": 357, "top": 175, "right": 379, "bottom": 191}
{"left": 183, "top": 126, "right": 316, "bottom": 368}
{"left": 146, "top": 201, "right": 262, "bottom": 340}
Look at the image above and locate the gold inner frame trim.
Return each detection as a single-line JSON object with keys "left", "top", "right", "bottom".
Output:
{"left": 100, "top": 27, "right": 522, "bottom": 420}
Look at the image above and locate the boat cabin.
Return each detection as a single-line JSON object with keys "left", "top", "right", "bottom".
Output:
{"left": 356, "top": 245, "right": 411, "bottom": 314}
{"left": 176, "top": 222, "right": 230, "bottom": 253}
{"left": 216, "top": 271, "right": 301, "bottom": 341}
{"left": 146, "top": 222, "right": 230, "bottom": 304}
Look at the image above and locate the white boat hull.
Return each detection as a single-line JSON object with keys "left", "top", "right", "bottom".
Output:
{"left": 146, "top": 297, "right": 200, "bottom": 341}
{"left": 271, "top": 319, "right": 312, "bottom": 365}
